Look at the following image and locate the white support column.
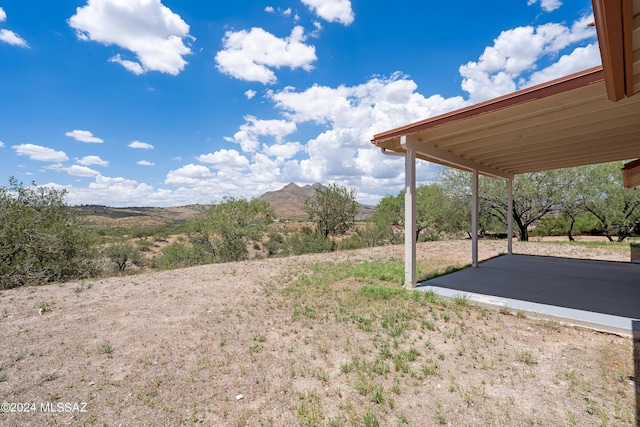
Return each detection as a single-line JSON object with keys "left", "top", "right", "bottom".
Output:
{"left": 507, "top": 178, "right": 513, "bottom": 255}
{"left": 403, "top": 137, "right": 417, "bottom": 288}
{"left": 471, "top": 169, "right": 479, "bottom": 268}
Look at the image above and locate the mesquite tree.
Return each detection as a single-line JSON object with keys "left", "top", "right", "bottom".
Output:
{"left": 0, "top": 177, "right": 98, "bottom": 289}
{"left": 303, "top": 184, "right": 359, "bottom": 239}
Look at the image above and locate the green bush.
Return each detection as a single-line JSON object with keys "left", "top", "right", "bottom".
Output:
{"left": 104, "top": 242, "right": 144, "bottom": 272}
{"left": 357, "top": 221, "right": 396, "bottom": 247}
{"left": 157, "top": 241, "right": 213, "bottom": 270}
{"left": 136, "top": 239, "right": 154, "bottom": 252}
{"left": 0, "top": 178, "right": 98, "bottom": 289}
{"left": 336, "top": 233, "right": 366, "bottom": 250}
{"left": 285, "top": 231, "right": 334, "bottom": 255}
{"left": 187, "top": 196, "right": 274, "bottom": 262}
{"left": 264, "top": 232, "right": 286, "bottom": 256}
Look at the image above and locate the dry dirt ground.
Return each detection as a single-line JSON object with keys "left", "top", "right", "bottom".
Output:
{"left": 0, "top": 240, "right": 637, "bottom": 427}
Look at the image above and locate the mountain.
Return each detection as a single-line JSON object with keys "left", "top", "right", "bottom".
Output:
{"left": 258, "top": 182, "right": 375, "bottom": 221}
{"left": 258, "top": 182, "right": 324, "bottom": 220}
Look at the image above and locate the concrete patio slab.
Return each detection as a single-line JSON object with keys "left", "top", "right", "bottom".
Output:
{"left": 418, "top": 254, "right": 640, "bottom": 334}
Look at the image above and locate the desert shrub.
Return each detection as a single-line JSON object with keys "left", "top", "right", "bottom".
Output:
{"left": 336, "top": 233, "right": 366, "bottom": 250}
{"left": 136, "top": 239, "right": 154, "bottom": 252}
{"left": 104, "top": 242, "right": 144, "bottom": 272}
{"left": 264, "top": 232, "right": 286, "bottom": 256}
{"left": 418, "top": 230, "right": 441, "bottom": 242}
{"left": 357, "top": 220, "right": 396, "bottom": 247}
{"left": 0, "top": 177, "right": 99, "bottom": 289}
{"left": 187, "top": 196, "right": 274, "bottom": 262}
{"left": 285, "top": 231, "right": 334, "bottom": 255}
{"left": 157, "top": 241, "right": 213, "bottom": 270}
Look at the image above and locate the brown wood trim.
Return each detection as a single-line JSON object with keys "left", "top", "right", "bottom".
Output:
{"left": 622, "top": 0, "right": 634, "bottom": 97}
{"left": 622, "top": 158, "right": 640, "bottom": 188}
{"left": 622, "top": 158, "right": 640, "bottom": 171}
{"left": 591, "top": 0, "right": 625, "bottom": 101}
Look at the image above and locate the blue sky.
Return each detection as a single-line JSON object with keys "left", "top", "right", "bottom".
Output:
{"left": 0, "top": 0, "right": 600, "bottom": 206}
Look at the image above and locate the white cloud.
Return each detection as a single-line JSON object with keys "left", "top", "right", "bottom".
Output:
{"left": 55, "top": 175, "right": 159, "bottom": 206}
{"left": 265, "top": 6, "right": 291, "bottom": 17}
{"left": 526, "top": 43, "right": 601, "bottom": 86}
{"left": 245, "top": 89, "right": 257, "bottom": 99}
{"left": 310, "top": 21, "right": 323, "bottom": 38}
{"left": 215, "top": 26, "right": 316, "bottom": 84}
{"left": 65, "top": 129, "right": 104, "bottom": 143}
{"left": 528, "top": 0, "right": 562, "bottom": 12}
{"left": 68, "top": 0, "right": 192, "bottom": 75}
{"left": 12, "top": 144, "right": 69, "bottom": 162}
{"left": 76, "top": 155, "right": 108, "bottom": 166}
{"left": 459, "top": 15, "right": 597, "bottom": 102}
{"left": 0, "top": 8, "right": 29, "bottom": 47}
{"left": 218, "top": 74, "right": 466, "bottom": 200}
{"left": 226, "top": 116, "right": 297, "bottom": 153}
{"left": 65, "top": 165, "right": 101, "bottom": 177}
{"left": 0, "top": 29, "right": 29, "bottom": 47}
{"left": 197, "top": 149, "right": 250, "bottom": 169}
{"left": 165, "top": 164, "right": 214, "bottom": 186}
{"left": 301, "top": 0, "right": 354, "bottom": 25}
{"left": 109, "top": 54, "right": 145, "bottom": 75}
{"left": 128, "top": 140, "right": 154, "bottom": 149}
{"left": 137, "top": 160, "right": 155, "bottom": 166}
{"left": 0, "top": 140, "right": 4, "bottom": 148}
{"left": 270, "top": 74, "right": 466, "bottom": 131}
{"left": 263, "top": 141, "right": 303, "bottom": 160}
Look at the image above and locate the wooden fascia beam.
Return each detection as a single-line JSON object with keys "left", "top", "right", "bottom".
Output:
{"left": 592, "top": 0, "right": 626, "bottom": 101}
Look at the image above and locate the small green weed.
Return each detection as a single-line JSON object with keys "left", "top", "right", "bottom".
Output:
{"left": 38, "top": 301, "right": 53, "bottom": 314}
{"left": 98, "top": 342, "right": 114, "bottom": 355}
{"left": 517, "top": 350, "right": 537, "bottom": 365}
{"left": 297, "top": 391, "right": 323, "bottom": 427}
{"left": 41, "top": 370, "right": 58, "bottom": 381}
{"left": 340, "top": 363, "right": 353, "bottom": 374}
{"left": 363, "top": 408, "right": 380, "bottom": 427}
{"left": 453, "top": 294, "right": 469, "bottom": 308}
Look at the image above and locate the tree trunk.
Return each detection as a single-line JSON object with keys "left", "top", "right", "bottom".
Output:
{"left": 513, "top": 215, "right": 528, "bottom": 241}
{"left": 567, "top": 217, "right": 575, "bottom": 241}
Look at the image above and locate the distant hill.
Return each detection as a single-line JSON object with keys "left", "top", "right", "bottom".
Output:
{"left": 258, "top": 182, "right": 375, "bottom": 221}
{"left": 72, "top": 183, "right": 375, "bottom": 226}
{"left": 72, "top": 204, "right": 206, "bottom": 227}
{"left": 258, "top": 182, "right": 324, "bottom": 220}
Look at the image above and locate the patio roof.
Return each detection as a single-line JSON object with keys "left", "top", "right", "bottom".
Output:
{"left": 370, "top": 0, "right": 640, "bottom": 288}
{"left": 371, "top": 67, "right": 640, "bottom": 179}
{"left": 371, "top": 0, "right": 640, "bottom": 178}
